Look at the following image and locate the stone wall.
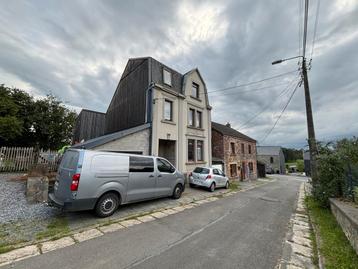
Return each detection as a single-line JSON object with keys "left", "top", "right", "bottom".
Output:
{"left": 257, "top": 155, "right": 281, "bottom": 174}
{"left": 212, "top": 129, "right": 224, "bottom": 160}
{"left": 222, "top": 135, "right": 257, "bottom": 180}
{"left": 330, "top": 198, "right": 358, "bottom": 255}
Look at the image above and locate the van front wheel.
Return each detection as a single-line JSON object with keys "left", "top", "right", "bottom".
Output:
{"left": 95, "top": 193, "right": 120, "bottom": 218}
{"left": 172, "top": 184, "right": 183, "bottom": 199}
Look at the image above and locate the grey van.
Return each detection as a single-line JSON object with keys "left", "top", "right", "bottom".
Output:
{"left": 49, "top": 149, "right": 185, "bottom": 217}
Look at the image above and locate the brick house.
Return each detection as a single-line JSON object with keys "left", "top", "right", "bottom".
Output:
{"left": 212, "top": 122, "right": 257, "bottom": 180}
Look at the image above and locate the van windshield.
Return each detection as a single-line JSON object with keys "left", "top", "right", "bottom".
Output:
{"left": 60, "top": 150, "right": 79, "bottom": 170}
{"left": 193, "top": 167, "right": 210, "bottom": 174}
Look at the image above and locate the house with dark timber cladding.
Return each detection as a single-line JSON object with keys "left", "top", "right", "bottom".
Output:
{"left": 73, "top": 57, "right": 212, "bottom": 175}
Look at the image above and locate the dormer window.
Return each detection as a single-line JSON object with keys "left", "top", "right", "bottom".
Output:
{"left": 191, "top": 82, "right": 199, "bottom": 98}
{"left": 163, "top": 69, "right": 172, "bottom": 86}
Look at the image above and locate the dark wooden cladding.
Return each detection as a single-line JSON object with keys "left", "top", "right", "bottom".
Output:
{"left": 73, "top": 110, "right": 106, "bottom": 143}
{"left": 105, "top": 58, "right": 149, "bottom": 134}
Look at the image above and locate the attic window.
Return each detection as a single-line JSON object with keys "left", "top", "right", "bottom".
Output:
{"left": 191, "top": 82, "right": 199, "bottom": 98}
{"left": 163, "top": 69, "right": 172, "bottom": 86}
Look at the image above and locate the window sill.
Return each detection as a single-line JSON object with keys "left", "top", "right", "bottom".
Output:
{"left": 190, "top": 96, "right": 202, "bottom": 102}
{"left": 186, "top": 161, "right": 207, "bottom": 165}
{"left": 187, "top": 125, "right": 204, "bottom": 131}
{"left": 161, "top": 119, "right": 176, "bottom": 125}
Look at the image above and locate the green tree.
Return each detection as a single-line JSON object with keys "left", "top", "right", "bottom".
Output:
{"left": 32, "top": 95, "right": 77, "bottom": 149}
{"left": 0, "top": 85, "right": 23, "bottom": 141}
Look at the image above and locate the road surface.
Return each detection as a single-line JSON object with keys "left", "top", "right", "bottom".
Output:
{"left": 4, "top": 175, "right": 305, "bottom": 269}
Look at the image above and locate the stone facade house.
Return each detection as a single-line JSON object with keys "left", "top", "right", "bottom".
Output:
{"left": 73, "top": 57, "right": 212, "bottom": 175}
{"left": 211, "top": 122, "right": 257, "bottom": 180}
{"left": 257, "top": 146, "right": 286, "bottom": 174}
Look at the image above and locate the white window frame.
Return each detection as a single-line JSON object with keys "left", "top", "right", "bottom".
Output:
{"left": 164, "top": 99, "right": 173, "bottom": 121}
{"left": 163, "top": 69, "right": 172, "bottom": 86}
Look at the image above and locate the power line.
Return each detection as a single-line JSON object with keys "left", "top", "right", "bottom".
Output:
{"left": 206, "top": 69, "right": 299, "bottom": 94}
{"left": 298, "top": 0, "right": 303, "bottom": 57}
{"left": 310, "top": 0, "right": 321, "bottom": 60}
{"left": 302, "top": 0, "right": 309, "bottom": 57}
{"left": 239, "top": 76, "right": 301, "bottom": 129}
{"left": 260, "top": 80, "right": 301, "bottom": 143}
{"left": 208, "top": 82, "right": 290, "bottom": 97}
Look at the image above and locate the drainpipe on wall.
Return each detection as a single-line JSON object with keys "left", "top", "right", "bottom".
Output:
{"left": 145, "top": 82, "right": 155, "bottom": 155}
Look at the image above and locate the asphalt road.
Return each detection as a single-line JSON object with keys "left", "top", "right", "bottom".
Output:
{"left": 5, "top": 175, "right": 304, "bottom": 269}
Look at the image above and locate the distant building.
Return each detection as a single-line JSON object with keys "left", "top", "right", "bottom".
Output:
{"left": 257, "top": 146, "right": 285, "bottom": 174}
{"left": 72, "top": 109, "right": 105, "bottom": 143}
{"left": 212, "top": 122, "right": 257, "bottom": 180}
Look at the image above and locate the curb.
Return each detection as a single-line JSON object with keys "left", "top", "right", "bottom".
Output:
{"left": 277, "top": 183, "right": 316, "bottom": 269}
{"left": 0, "top": 179, "right": 271, "bottom": 267}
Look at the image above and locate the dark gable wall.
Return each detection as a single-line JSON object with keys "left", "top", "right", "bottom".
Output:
{"left": 73, "top": 110, "right": 106, "bottom": 143}
{"left": 105, "top": 58, "right": 149, "bottom": 134}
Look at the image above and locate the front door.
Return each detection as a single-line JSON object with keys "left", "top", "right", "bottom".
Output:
{"left": 158, "top": 139, "right": 176, "bottom": 167}
{"left": 230, "top": 164, "right": 237, "bottom": 178}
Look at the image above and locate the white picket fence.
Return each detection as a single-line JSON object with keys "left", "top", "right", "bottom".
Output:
{"left": 0, "top": 147, "right": 59, "bottom": 172}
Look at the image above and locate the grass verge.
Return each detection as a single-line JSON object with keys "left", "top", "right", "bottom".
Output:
{"left": 36, "top": 216, "right": 70, "bottom": 241}
{"left": 306, "top": 196, "right": 358, "bottom": 269}
{"left": 229, "top": 181, "right": 240, "bottom": 191}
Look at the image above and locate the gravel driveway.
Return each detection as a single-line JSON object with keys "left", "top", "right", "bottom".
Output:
{"left": 0, "top": 173, "right": 59, "bottom": 224}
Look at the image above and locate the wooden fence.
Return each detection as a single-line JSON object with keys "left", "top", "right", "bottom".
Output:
{"left": 0, "top": 147, "right": 59, "bottom": 172}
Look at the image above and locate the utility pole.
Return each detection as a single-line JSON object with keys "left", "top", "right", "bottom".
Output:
{"left": 302, "top": 57, "right": 318, "bottom": 182}
{"left": 272, "top": 0, "right": 319, "bottom": 182}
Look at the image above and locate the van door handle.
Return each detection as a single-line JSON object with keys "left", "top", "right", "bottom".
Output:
{"left": 149, "top": 175, "right": 154, "bottom": 178}
{"left": 158, "top": 175, "right": 162, "bottom": 178}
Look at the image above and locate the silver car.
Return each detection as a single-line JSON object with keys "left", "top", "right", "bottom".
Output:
{"left": 49, "top": 149, "right": 185, "bottom": 217}
{"left": 189, "top": 167, "right": 229, "bottom": 192}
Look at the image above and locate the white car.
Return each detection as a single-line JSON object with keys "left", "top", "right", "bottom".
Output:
{"left": 189, "top": 167, "right": 229, "bottom": 192}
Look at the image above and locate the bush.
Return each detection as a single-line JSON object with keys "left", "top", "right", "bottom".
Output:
{"left": 312, "top": 137, "right": 358, "bottom": 207}
{"left": 296, "top": 159, "right": 304, "bottom": 172}
{"left": 354, "top": 187, "right": 358, "bottom": 204}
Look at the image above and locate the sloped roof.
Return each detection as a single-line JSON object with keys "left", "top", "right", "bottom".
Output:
{"left": 72, "top": 123, "right": 150, "bottom": 149}
{"left": 212, "top": 122, "right": 256, "bottom": 142}
{"left": 257, "top": 146, "right": 282, "bottom": 156}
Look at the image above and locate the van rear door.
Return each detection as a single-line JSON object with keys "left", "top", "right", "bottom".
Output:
{"left": 54, "top": 150, "right": 80, "bottom": 201}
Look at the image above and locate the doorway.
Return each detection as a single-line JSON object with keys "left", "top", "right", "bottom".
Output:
{"left": 158, "top": 139, "right": 176, "bottom": 166}
{"left": 230, "top": 163, "right": 237, "bottom": 178}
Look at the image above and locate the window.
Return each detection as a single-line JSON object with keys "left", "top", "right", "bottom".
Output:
{"left": 188, "top": 139, "right": 195, "bottom": 162}
{"left": 213, "top": 169, "right": 220, "bottom": 175}
{"left": 191, "top": 82, "right": 199, "bottom": 98}
{"left": 61, "top": 151, "right": 79, "bottom": 170}
{"left": 231, "top": 142, "right": 235, "bottom": 154}
{"left": 249, "top": 162, "right": 254, "bottom": 172}
{"left": 188, "top": 108, "right": 195, "bottom": 126}
{"left": 157, "top": 158, "right": 175, "bottom": 173}
{"left": 164, "top": 100, "right": 173, "bottom": 121}
{"left": 241, "top": 143, "right": 245, "bottom": 154}
{"left": 196, "top": 111, "right": 202, "bottom": 128}
{"left": 129, "top": 156, "right": 154, "bottom": 172}
{"left": 197, "top": 140, "right": 204, "bottom": 161}
{"left": 248, "top": 144, "right": 252, "bottom": 154}
{"left": 193, "top": 167, "right": 210, "bottom": 174}
{"left": 163, "top": 69, "right": 172, "bottom": 86}
{"left": 270, "top": 157, "right": 274, "bottom": 164}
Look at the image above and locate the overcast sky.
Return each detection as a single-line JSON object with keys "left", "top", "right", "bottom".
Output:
{"left": 1, "top": 0, "right": 357, "bottom": 148}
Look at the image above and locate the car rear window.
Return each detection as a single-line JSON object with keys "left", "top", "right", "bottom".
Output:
{"left": 193, "top": 167, "right": 210, "bottom": 174}
{"left": 60, "top": 150, "right": 79, "bottom": 170}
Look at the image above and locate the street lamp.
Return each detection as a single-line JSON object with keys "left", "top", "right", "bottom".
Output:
{"left": 271, "top": 55, "right": 318, "bottom": 182}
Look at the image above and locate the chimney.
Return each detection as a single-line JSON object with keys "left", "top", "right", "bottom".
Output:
{"left": 225, "top": 122, "right": 231, "bottom": 128}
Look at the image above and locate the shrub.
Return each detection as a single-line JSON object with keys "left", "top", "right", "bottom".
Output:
{"left": 312, "top": 137, "right": 358, "bottom": 207}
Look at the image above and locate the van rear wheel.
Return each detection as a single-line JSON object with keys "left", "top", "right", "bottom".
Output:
{"left": 95, "top": 193, "right": 120, "bottom": 218}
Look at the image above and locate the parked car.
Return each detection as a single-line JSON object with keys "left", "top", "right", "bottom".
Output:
{"left": 49, "top": 149, "right": 185, "bottom": 217}
{"left": 189, "top": 167, "right": 229, "bottom": 192}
